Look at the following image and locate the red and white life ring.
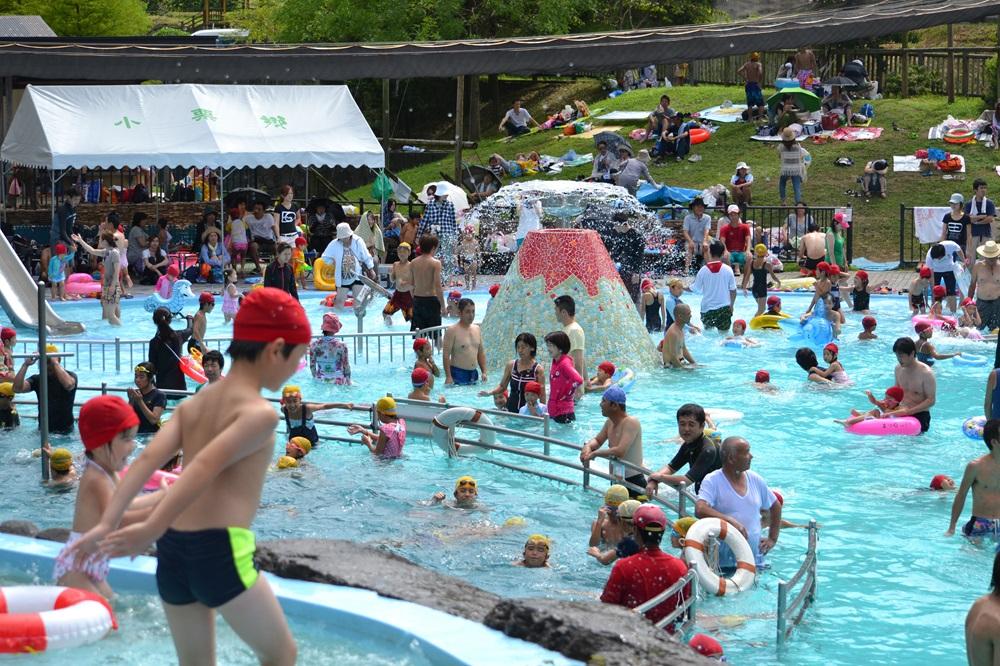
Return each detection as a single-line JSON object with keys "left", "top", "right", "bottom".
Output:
{"left": 689, "top": 127, "right": 710, "bottom": 145}
{"left": 943, "top": 128, "right": 975, "bottom": 144}
{"left": 180, "top": 356, "right": 207, "bottom": 384}
{"left": 0, "top": 586, "right": 117, "bottom": 653}
{"left": 682, "top": 518, "right": 756, "bottom": 596}
{"left": 431, "top": 406, "right": 495, "bottom": 457}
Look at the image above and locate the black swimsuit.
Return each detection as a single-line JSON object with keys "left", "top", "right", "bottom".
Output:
{"left": 644, "top": 295, "right": 663, "bottom": 332}
{"left": 751, "top": 264, "right": 768, "bottom": 299}
{"left": 284, "top": 408, "right": 319, "bottom": 444}
{"left": 852, "top": 288, "right": 870, "bottom": 312}
{"left": 506, "top": 360, "right": 539, "bottom": 413}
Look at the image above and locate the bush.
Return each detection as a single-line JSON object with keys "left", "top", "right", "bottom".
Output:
{"left": 152, "top": 27, "right": 191, "bottom": 37}
{"left": 985, "top": 56, "right": 997, "bottom": 108}
{"left": 883, "top": 64, "right": 942, "bottom": 97}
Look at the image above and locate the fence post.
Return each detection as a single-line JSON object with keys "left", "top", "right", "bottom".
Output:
{"left": 582, "top": 459, "right": 590, "bottom": 490}
{"left": 677, "top": 481, "right": 687, "bottom": 518}
{"left": 901, "top": 33, "right": 909, "bottom": 98}
{"left": 114, "top": 336, "right": 121, "bottom": 373}
{"left": 543, "top": 415, "right": 550, "bottom": 456}
{"left": 898, "top": 204, "right": 906, "bottom": 266}
{"left": 37, "top": 281, "right": 49, "bottom": 482}
{"left": 101, "top": 381, "right": 107, "bottom": 395}
{"left": 808, "top": 519, "right": 818, "bottom": 601}
{"left": 776, "top": 581, "right": 788, "bottom": 647}
{"left": 947, "top": 25, "right": 955, "bottom": 103}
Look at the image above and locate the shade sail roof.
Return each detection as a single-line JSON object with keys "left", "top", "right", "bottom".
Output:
{"left": 0, "top": 84, "right": 385, "bottom": 170}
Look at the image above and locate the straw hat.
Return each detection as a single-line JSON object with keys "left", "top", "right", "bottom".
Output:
{"left": 780, "top": 127, "right": 796, "bottom": 142}
{"left": 735, "top": 161, "right": 750, "bottom": 172}
{"left": 201, "top": 226, "right": 223, "bottom": 242}
{"left": 637, "top": 149, "right": 651, "bottom": 164}
{"left": 978, "top": 240, "right": 1000, "bottom": 258}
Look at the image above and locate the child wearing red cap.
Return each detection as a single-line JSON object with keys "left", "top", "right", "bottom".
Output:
{"left": 914, "top": 321, "right": 961, "bottom": 366}
{"left": 586, "top": 361, "right": 617, "bottom": 393}
{"left": 155, "top": 264, "right": 180, "bottom": 300}
{"left": 859, "top": 315, "right": 878, "bottom": 340}
{"left": 765, "top": 294, "right": 785, "bottom": 318}
{"left": 725, "top": 319, "right": 760, "bottom": 348}
{"left": 960, "top": 297, "right": 982, "bottom": 329}
{"left": 752, "top": 369, "right": 778, "bottom": 393}
{"left": 835, "top": 385, "right": 906, "bottom": 426}
{"left": 519, "top": 380, "right": 547, "bottom": 416}
{"left": 445, "top": 290, "right": 463, "bottom": 318}
{"left": 930, "top": 474, "right": 956, "bottom": 490}
{"left": 189, "top": 292, "right": 215, "bottom": 355}
{"left": 68, "top": 287, "right": 310, "bottom": 661}
{"left": 640, "top": 278, "right": 666, "bottom": 332}
{"left": 909, "top": 267, "right": 932, "bottom": 315}
{"left": 53, "top": 395, "right": 157, "bottom": 599}
{"left": 0, "top": 327, "right": 15, "bottom": 382}
{"left": 47, "top": 241, "right": 76, "bottom": 301}
{"left": 413, "top": 337, "right": 440, "bottom": 389}
{"left": 409, "top": 367, "right": 445, "bottom": 403}
{"left": 846, "top": 269, "right": 889, "bottom": 313}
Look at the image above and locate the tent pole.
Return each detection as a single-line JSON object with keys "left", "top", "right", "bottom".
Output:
{"left": 218, "top": 167, "right": 225, "bottom": 225}
{"left": 382, "top": 79, "right": 391, "bottom": 172}
{"left": 50, "top": 170, "right": 56, "bottom": 230}
{"left": 453, "top": 76, "right": 465, "bottom": 185}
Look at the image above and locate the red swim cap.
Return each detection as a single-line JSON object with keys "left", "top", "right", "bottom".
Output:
{"left": 448, "top": 290, "right": 462, "bottom": 301}
{"left": 932, "top": 285, "right": 946, "bottom": 298}
{"left": 689, "top": 633, "right": 724, "bottom": 658}
{"left": 885, "top": 386, "right": 905, "bottom": 403}
{"left": 930, "top": 474, "right": 950, "bottom": 490}
{"left": 962, "top": 297, "right": 975, "bottom": 307}
{"left": 167, "top": 265, "right": 180, "bottom": 278}
{"left": 411, "top": 367, "right": 430, "bottom": 386}
{"left": 233, "top": 287, "right": 312, "bottom": 345}
{"left": 772, "top": 490, "right": 784, "bottom": 505}
{"left": 914, "top": 321, "right": 932, "bottom": 333}
{"left": 734, "top": 319, "right": 747, "bottom": 329}
{"left": 199, "top": 292, "right": 215, "bottom": 305}
{"left": 766, "top": 295, "right": 781, "bottom": 306}
{"left": 598, "top": 361, "right": 616, "bottom": 375}
{"left": 816, "top": 261, "right": 830, "bottom": 274}
{"left": 755, "top": 369, "right": 770, "bottom": 383}
{"left": 862, "top": 316, "right": 877, "bottom": 329}
{"left": 412, "top": 337, "right": 430, "bottom": 352}
{"left": 524, "top": 381, "right": 542, "bottom": 395}
{"left": 824, "top": 342, "right": 838, "bottom": 355}
{"left": 54, "top": 243, "right": 67, "bottom": 255}
{"left": 855, "top": 270, "right": 868, "bottom": 281}
{"left": 294, "top": 236, "right": 307, "bottom": 246}
{"left": 641, "top": 277, "right": 654, "bottom": 291}
{"left": 0, "top": 327, "right": 15, "bottom": 341}
{"left": 919, "top": 266, "right": 932, "bottom": 278}
{"left": 78, "top": 395, "right": 139, "bottom": 451}
{"left": 828, "top": 264, "right": 841, "bottom": 276}
{"left": 488, "top": 284, "right": 500, "bottom": 297}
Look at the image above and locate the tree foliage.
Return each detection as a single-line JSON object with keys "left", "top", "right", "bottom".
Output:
{"left": 28, "top": 0, "right": 152, "bottom": 37}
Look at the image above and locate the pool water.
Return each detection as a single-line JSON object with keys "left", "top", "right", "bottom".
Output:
{"left": 0, "top": 565, "right": 433, "bottom": 665}
{"left": 1, "top": 288, "right": 995, "bottom": 665}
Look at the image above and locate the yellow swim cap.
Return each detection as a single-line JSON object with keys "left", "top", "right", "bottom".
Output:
{"left": 455, "top": 475, "right": 477, "bottom": 490}
{"left": 277, "top": 455, "right": 299, "bottom": 469}
{"left": 289, "top": 436, "right": 312, "bottom": 455}
{"left": 398, "top": 242, "right": 411, "bottom": 250}
{"left": 754, "top": 243, "right": 767, "bottom": 256}
{"left": 281, "top": 385, "right": 301, "bottom": 397}
{"left": 604, "top": 484, "right": 629, "bottom": 507}
{"left": 49, "top": 448, "right": 73, "bottom": 472}
{"left": 504, "top": 516, "right": 526, "bottom": 527}
{"left": 376, "top": 396, "right": 397, "bottom": 416}
{"left": 0, "top": 382, "right": 13, "bottom": 398}
{"left": 45, "top": 344, "right": 58, "bottom": 354}
{"left": 673, "top": 516, "right": 698, "bottom": 536}
{"left": 526, "top": 534, "right": 550, "bottom": 549}
{"left": 617, "top": 499, "right": 642, "bottom": 519}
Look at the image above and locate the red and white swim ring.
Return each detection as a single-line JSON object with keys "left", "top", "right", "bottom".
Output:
{"left": 0, "top": 586, "right": 117, "bottom": 653}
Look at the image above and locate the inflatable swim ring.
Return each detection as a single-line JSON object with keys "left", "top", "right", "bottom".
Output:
{"left": 431, "top": 406, "right": 495, "bottom": 457}
{"left": 0, "top": 586, "right": 117, "bottom": 652}
{"left": 65, "top": 273, "right": 102, "bottom": 297}
{"left": 749, "top": 313, "right": 790, "bottom": 330}
{"left": 705, "top": 408, "right": 743, "bottom": 423}
{"left": 845, "top": 416, "right": 922, "bottom": 436}
{"left": 777, "top": 277, "right": 816, "bottom": 291}
{"left": 964, "top": 415, "right": 987, "bottom": 440}
{"left": 689, "top": 127, "right": 710, "bottom": 145}
{"left": 611, "top": 368, "right": 637, "bottom": 392}
{"left": 683, "top": 518, "right": 756, "bottom": 596}
{"left": 954, "top": 353, "right": 987, "bottom": 367}
{"left": 143, "top": 279, "right": 194, "bottom": 314}
{"left": 943, "top": 128, "right": 975, "bottom": 144}
{"left": 180, "top": 355, "right": 207, "bottom": 384}
{"left": 312, "top": 258, "right": 337, "bottom": 291}
{"left": 123, "top": 465, "right": 180, "bottom": 492}
{"left": 912, "top": 315, "right": 958, "bottom": 329}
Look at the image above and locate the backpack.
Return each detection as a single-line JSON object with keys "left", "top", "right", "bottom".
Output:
{"left": 860, "top": 103, "right": 875, "bottom": 120}
{"left": 938, "top": 156, "right": 962, "bottom": 172}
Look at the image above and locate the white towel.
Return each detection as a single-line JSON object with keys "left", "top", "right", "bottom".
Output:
{"left": 893, "top": 156, "right": 921, "bottom": 172}
{"left": 914, "top": 206, "right": 950, "bottom": 244}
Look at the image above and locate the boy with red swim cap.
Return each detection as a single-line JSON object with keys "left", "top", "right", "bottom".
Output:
{"left": 54, "top": 395, "right": 159, "bottom": 599}
{"left": 859, "top": 315, "right": 878, "bottom": 341}
{"left": 586, "top": 361, "right": 617, "bottom": 393}
{"left": 69, "top": 288, "right": 310, "bottom": 662}
{"left": 930, "top": 474, "right": 955, "bottom": 491}
{"left": 412, "top": 337, "right": 440, "bottom": 389}
{"left": 408, "top": 367, "right": 445, "bottom": 403}
{"left": 909, "top": 266, "right": 933, "bottom": 315}
{"left": 835, "top": 385, "right": 907, "bottom": 427}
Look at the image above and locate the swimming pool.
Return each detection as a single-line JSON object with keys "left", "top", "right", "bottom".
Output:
{"left": 1, "top": 288, "right": 994, "bottom": 665}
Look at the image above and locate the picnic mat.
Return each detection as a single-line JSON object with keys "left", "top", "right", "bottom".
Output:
{"left": 852, "top": 257, "right": 900, "bottom": 271}
{"left": 694, "top": 104, "right": 747, "bottom": 123}
{"left": 750, "top": 134, "right": 807, "bottom": 142}
{"left": 831, "top": 127, "right": 883, "bottom": 141}
{"left": 596, "top": 111, "right": 651, "bottom": 121}
{"left": 894, "top": 155, "right": 966, "bottom": 173}
{"left": 576, "top": 125, "right": 621, "bottom": 139}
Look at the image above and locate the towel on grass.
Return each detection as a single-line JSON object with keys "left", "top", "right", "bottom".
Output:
{"left": 596, "top": 111, "right": 652, "bottom": 121}
{"left": 694, "top": 104, "right": 747, "bottom": 123}
{"left": 894, "top": 155, "right": 966, "bottom": 173}
{"left": 831, "top": 127, "right": 883, "bottom": 141}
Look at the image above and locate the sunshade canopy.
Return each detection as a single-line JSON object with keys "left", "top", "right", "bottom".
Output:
{"left": 767, "top": 87, "right": 822, "bottom": 112}
{"left": 0, "top": 84, "right": 385, "bottom": 170}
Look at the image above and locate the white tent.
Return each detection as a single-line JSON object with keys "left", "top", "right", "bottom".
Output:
{"left": 0, "top": 84, "right": 384, "bottom": 169}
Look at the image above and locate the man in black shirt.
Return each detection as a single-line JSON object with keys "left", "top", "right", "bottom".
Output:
{"left": 12, "top": 346, "right": 78, "bottom": 434}
{"left": 603, "top": 213, "right": 646, "bottom": 303}
{"left": 646, "top": 403, "right": 721, "bottom": 496}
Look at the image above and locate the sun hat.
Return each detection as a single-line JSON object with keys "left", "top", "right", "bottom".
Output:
{"left": 726, "top": 204, "right": 740, "bottom": 214}
{"left": 617, "top": 499, "right": 642, "bottom": 520}
{"left": 781, "top": 127, "right": 796, "bottom": 141}
{"left": 336, "top": 222, "right": 353, "bottom": 240}
{"left": 885, "top": 386, "right": 905, "bottom": 403}
{"left": 735, "top": 161, "right": 750, "bottom": 171}
{"left": 603, "top": 484, "right": 629, "bottom": 507}
{"left": 49, "top": 448, "right": 73, "bottom": 473}
{"left": 633, "top": 504, "right": 667, "bottom": 532}
{"left": 598, "top": 361, "right": 616, "bottom": 376}
{"left": 978, "top": 240, "right": 1000, "bottom": 258}
{"left": 376, "top": 396, "right": 397, "bottom": 416}
{"left": 949, "top": 193, "right": 965, "bottom": 205}
{"left": 78, "top": 395, "right": 140, "bottom": 452}
{"left": 602, "top": 386, "right": 627, "bottom": 406}
{"left": 833, "top": 212, "right": 850, "bottom": 229}
{"left": 322, "top": 312, "right": 342, "bottom": 335}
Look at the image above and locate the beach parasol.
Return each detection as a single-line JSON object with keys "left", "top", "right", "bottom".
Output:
{"left": 766, "top": 87, "right": 822, "bottom": 113}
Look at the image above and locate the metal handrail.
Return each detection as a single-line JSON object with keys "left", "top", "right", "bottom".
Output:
{"left": 776, "top": 519, "right": 819, "bottom": 646}
{"left": 633, "top": 569, "right": 698, "bottom": 634}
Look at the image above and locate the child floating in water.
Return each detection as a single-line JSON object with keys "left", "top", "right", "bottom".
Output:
{"left": 515, "top": 534, "right": 552, "bottom": 568}
{"left": 347, "top": 396, "right": 407, "bottom": 459}
{"left": 753, "top": 369, "right": 777, "bottom": 393}
{"left": 930, "top": 474, "right": 956, "bottom": 490}
{"left": 724, "top": 319, "right": 759, "bottom": 347}
{"left": 586, "top": 361, "right": 616, "bottom": 393}
{"left": 280, "top": 385, "right": 353, "bottom": 447}
{"left": 519, "top": 381, "right": 548, "bottom": 416}
{"left": 858, "top": 316, "right": 878, "bottom": 340}
{"left": 742, "top": 244, "right": 781, "bottom": 316}
{"left": 909, "top": 267, "right": 932, "bottom": 315}
{"left": 431, "top": 475, "right": 479, "bottom": 508}
{"left": 54, "top": 395, "right": 163, "bottom": 598}
{"left": 913, "top": 321, "right": 961, "bottom": 366}
{"left": 413, "top": 338, "right": 440, "bottom": 389}
{"left": 276, "top": 436, "right": 312, "bottom": 469}
{"left": 834, "top": 385, "right": 905, "bottom": 426}
{"left": 0, "top": 381, "right": 19, "bottom": 429}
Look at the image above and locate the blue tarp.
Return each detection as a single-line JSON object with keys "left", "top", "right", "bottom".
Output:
{"left": 636, "top": 182, "right": 703, "bottom": 206}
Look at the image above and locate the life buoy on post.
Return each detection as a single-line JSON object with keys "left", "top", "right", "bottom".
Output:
{"left": 682, "top": 518, "right": 756, "bottom": 596}
{"left": 431, "top": 407, "right": 495, "bottom": 457}
{"left": 0, "top": 586, "right": 117, "bottom": 652}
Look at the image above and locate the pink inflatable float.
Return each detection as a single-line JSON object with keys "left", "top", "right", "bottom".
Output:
{"left": 846, "top": 417, "right": 922, "bottom": 436}
{"left": 911, "top": 315, "right": 957, "bottom": 329}
{"left": 64, "top": 273, "right": 102, "bottom": 297}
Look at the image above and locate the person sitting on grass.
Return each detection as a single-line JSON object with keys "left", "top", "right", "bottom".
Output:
{"left": 498, "top": 99, "right": 539, "bottom": 137}
{"left": 347, "top": 396, "right": 407, "bottom": 459}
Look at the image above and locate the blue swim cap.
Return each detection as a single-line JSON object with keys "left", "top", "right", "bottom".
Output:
{"left": 603, "top": 386, "right": 627, "bottom": 406}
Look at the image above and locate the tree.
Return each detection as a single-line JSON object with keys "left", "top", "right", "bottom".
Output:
{"left": 38, "top": 0, "right": 151, "bottom": 37}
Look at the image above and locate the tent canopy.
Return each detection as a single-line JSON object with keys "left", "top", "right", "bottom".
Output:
{"left": 0, "top": 84, "right": 385, "bottom": 170}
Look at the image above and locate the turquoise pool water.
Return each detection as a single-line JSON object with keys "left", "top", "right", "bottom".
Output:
{"left": 1, "top": 289, "right": 995, "bottom": 665}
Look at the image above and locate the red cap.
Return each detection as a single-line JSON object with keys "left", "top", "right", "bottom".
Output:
{"left": 816, "top": 261, "right": 830, "bottom": 274}
{"left": 962, "top": 297, "right": 975, "bottom": 307}
{"left": 413, "top": 338, "right": 430, "bottom": 352}
{"left": 447, "top": 290, "right": 462, "bottom": 301}
{"left": 294, "top": 236, "right": 307, "bottom": 246}
{"left": 919, "top": 266, "right": 932, "bottom": 278}
{"left": 488, "top": 284, "right": 501, "bottom": 297}
{"left": 755, "top": 369, "right": 770, "bottom": 383}
{"left": 78, "top": 395, "right": 139, "bottom": 451}
{"left": 199, "top": 292, "right": 215, "bottom": 305}
{"left": 689, "top": 633, "right": 724, "bottom": 658}
{"left": 524, "top": 381, "right": 542, "bottom": 395}
{"left": 824, "top": 342, "right": 838, "bottom": 355}
{"left": 322, "top": 312, "right": 342, "bottom": 335}
{"left": 598, "top": 361, "right": 616, "bottom": 375}
{"left": 167, "top": 265, "right": 180, "bottom": 278}
{"left": 54, "top": 243, "right": 67, "bottom": 255}
{"left": 828, "top": 265, "right": 841, "bottom": 276}
{"left": 641, "top": 277, "right": 654, "bottom": 291}
{"left": 233, "top": 287, "right": 312, "bottom": 345}
{"left": 733, "top": 319, "right": 747, "bottom": 329}
{"left": 930, "top": 474, "right": 950, "bottom": 490}
{"left": 766, "top": 295, "right": 781, "bottom": 306}
{"left": 411, "top": 367, "right": 430, "bottom": 386}
{"left": 932, "top": 285, "right": 946, "bottom": 298}
{"left": 885, "top": 386, "right": 904, "bottom": 403}
{"left": 855, "top": 270, "right": 868, "bottom": 281}
{"left": 0, "top": 327, "right": 14, "bottom": 341}
{"left": 772, "top": 490, "right": 784, "bottom": 505}
{"left": 862, "top": 315, "right": 877, "bottom": 329}
{"left": 914, "top": 321, "right": 932, "bottom": 333}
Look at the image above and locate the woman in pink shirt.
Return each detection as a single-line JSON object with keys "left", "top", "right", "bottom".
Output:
{"left": 544, "top": 331, "right": 584, "bottom": 424}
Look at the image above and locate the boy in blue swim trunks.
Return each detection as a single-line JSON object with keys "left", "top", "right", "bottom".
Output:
{"left": 68, "top": 287, "right": 312, "bottom": 665}
{"left": 443, "top": 298, "right": 487, "bottom": 386}
{"left": 948, "top": 418, "right": 1000, "bottom": 539}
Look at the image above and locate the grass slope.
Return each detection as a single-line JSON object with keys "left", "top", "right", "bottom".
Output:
{"left": 346, "top": 84, "right": 994, "bottom": 261}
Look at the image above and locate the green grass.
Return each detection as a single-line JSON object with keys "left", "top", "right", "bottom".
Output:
{"left": 346, "top": 84, "right": 993, "bottom": 261}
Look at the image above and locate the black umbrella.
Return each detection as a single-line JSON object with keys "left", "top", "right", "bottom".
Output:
{"left": 824, "top": 76, "right": 861, "bottom": 89}
{"left": 461, "top": 164, "right": 498, "bottom": 192}
{"left": 306, "top": 196, "right": 333, "bottom": 215}
{"left": 593, "top": 131, "right": 629, "bottom": 153}
{"left": 223, "top": 187, "right": 271, "bottom": 209}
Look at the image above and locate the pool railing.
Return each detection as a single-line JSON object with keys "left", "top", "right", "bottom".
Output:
{"left": 775, "top": 519, "right": 819, "bottom": 646}
{"left": 632, "top": 568, "right": 698, "bottom": 635}
{"left": 14, "top": 324, "right": 451, "bottom": 374}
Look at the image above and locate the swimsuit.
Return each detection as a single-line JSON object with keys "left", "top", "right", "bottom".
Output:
{"left": 913, "top": 410, "right": 931, "bottom": 433}
{"left": 411, "top": 296, "right": 443, "bottom": 338}
{"left": 0, "top": 408, "right": 18, "bottom": 429}
{"left": 451, "top": 367, "right": 479, "bottom": 386}
{"left": 644, "top": 296, "right": 663, "bottom": 332}
{"left": 222, "top": 285, "right": 240, "bottom": 316}
{"left": 852, "top": 288, "right": 870, "bottom": 312}
{"left": 383, "top": 290, "right": 414, "bottom": 321}
{"left": 378, "top": 420, "right": 406, "bottom": 459}
{"left": 506, "top": 360, "right": 539, "bottom": 413}
{"left": 910, "top": 292, "right": 926, "bottom": 309}
{"left": 156, "top": 526, "right": 259, "bottom": 608}
{"left": 802, "top": 256, "right": 821, "bottom": 272}
{"left": 284, "top": 408, "right": 319, "bottom": 445}
{"left": 829, "top": 283, "right": 842, "bottom": 311}
{"left": 963, "top": 516, "right": 1000, "bottom": 538}
{"left": 915, "top": 341, "right": 935, "bottom": 367}
{"left": 701, "top": 306, "right": 733, "bottom": 331}
{"left": 830, "top": 370, "right": 850, "bottom": 384}
{"left": 53, "top": 460, "right": 113, "bottom": 584}
{"left": 751, "top": 264, "right": 769, "bottom": 299}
